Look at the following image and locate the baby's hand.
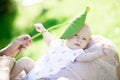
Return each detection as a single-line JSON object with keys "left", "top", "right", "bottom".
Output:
{"left": 103, "top": 44, "right": 116, "bottom": 55}
{"left": 34, "top": 23, "right": 46, "bottom": 33}
{"left": 101, "top": 44, "right": 108, "bottom": 55}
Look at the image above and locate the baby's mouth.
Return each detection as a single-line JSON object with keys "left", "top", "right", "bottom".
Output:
{"left": 75, "top": 43, "right": 80, "bottom": 47}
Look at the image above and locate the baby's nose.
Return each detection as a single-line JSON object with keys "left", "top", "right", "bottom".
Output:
{"left": 78, "top": 39, "right": 82, "bottom": 43}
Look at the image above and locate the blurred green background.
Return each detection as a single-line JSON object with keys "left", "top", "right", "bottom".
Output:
{"left": 0, "top": 0, "right": 120, "bottom": 60}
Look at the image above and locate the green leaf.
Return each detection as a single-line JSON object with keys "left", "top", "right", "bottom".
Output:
{"left": 60, "top": 7, "right": 90, "bottom": 39}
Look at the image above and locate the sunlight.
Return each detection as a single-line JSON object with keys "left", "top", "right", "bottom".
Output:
{"left": 16, "top": 0, "right": 42, "bottom": 6}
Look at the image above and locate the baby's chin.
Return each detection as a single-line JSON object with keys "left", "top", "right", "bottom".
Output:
{"left": 69, "top": 46, "right": 81, "bottom": 49}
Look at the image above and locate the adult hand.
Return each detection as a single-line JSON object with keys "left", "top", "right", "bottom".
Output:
{"left": 12, "top": 34, "right": 31, "bottom": 50}
{"left": 1, "top": 34, "right": 32, "bottom": 57}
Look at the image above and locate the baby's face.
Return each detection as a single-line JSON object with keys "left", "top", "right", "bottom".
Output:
{"left": 66, "top": 24, "right": 91, "bottom": 49}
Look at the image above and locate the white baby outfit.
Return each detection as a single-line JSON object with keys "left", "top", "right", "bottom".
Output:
{"left": 23, "top": 39, "right": 84, "bottom": 80}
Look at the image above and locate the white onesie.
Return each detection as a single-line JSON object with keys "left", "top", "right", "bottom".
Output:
{"left": 23, "top": 39, "right": 84, "bottom": 80}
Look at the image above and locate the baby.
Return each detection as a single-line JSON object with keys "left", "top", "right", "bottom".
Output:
{"left": 10, "top": 23, "right": 108, "bottom": 80}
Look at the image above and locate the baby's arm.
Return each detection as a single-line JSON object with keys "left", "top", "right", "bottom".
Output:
{"left": 34, "top": 23, "right": 54, "bottom": 45}
{"left": 76, "top": 44, "right": 109, "bottom": 62}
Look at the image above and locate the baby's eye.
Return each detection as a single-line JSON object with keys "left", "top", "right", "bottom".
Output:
{"left": 74, "top": 34, "right": 78, "bottom": 36}
{"left": 82, "top": 38, "right": 87, "bottom": 40}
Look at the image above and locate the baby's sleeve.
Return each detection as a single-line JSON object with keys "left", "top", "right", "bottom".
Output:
{"left": 49, "top": 39, "right": 62, "bottom": 47}
{"left": 70, "top": 49, "right": 85, "bottom": 62}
